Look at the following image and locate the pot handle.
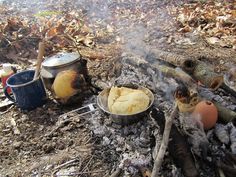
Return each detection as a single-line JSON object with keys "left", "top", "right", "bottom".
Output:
{"left": 4, "top": 86, "right": 15, "bottom": 102}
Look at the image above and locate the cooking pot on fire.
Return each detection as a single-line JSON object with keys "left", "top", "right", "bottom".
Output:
{"left": 97, "top": 84, "right": 154, "bottom": 125}
{"left": 41, "top": 52, "right": 87, "bottom": 89}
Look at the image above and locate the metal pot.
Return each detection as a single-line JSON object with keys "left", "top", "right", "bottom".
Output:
{"left": 41, "top": 52, "right": 87, "bottom": 89}
{"left": 97, "top": 84, "right": 154, "bottom": 125}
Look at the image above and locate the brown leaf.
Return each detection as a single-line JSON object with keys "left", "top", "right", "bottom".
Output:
{"left": 45, "top": 24, "right": 66, "bottom": 38}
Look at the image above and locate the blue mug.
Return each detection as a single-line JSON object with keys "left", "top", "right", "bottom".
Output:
{"left": 4, "top": 70, "right": 47, "bottom": 111}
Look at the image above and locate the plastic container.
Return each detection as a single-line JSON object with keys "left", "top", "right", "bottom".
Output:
{"left": 0, "top": 63, "right": 14, "bottom": 94}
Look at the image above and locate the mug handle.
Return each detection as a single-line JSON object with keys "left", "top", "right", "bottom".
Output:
{"left": 4, "top": 86, "right": 15, "bottom": 102}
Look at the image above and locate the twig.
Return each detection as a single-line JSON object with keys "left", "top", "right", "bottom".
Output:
{"left": 10, "top": 117, "right": 20, "bottom": 135}
{"left": 51, "top": 157, "right": 80, "bottom": 177}
{"left": 151, "top": 104, "right": 178, "bottom": 177}
{"left": 109, "top": 168, "right": 122, "bottom": 177}
{"left": 78, "top": 155, "right": 94, "bottom": 177}
{"left": 218, "top": 168, "right": 226, "bottom": 177}
{"left": 55, "top": 170, "right": 105, "bottom": 176}
{"left": 0, "top": 105, "right": 14, "bottom": 115}
{"left": 45, "top": 118, "right": 73, "bottom": 137}
{"left": 54, "top": 158, "right": 80, "bottom": 171}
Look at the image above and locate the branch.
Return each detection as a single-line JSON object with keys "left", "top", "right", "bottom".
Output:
{"left": 151, "top": 104, "right": 178, "bottom": 177}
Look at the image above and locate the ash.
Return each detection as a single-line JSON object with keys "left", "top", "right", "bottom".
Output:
{"left": 84, "top": 55, "right": 183, "bottom": 176}
{"left": 84, "top": 55, "right": 236, "bottom": 176}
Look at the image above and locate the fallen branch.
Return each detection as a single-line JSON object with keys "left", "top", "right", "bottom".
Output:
{"left": 151, "top": 104, "right": 178, "bottom": 177}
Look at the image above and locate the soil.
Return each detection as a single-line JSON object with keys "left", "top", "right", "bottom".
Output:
{"left": 0, "top": 0, "right": 236, "bottom": 177}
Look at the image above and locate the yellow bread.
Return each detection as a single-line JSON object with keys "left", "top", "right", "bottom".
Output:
{"left": 108, "top": 86, "right": 149, "bottom": 115}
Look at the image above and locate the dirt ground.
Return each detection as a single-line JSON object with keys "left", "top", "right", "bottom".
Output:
{"left": 0, "top": 0, "right": 236, "bottom": 177}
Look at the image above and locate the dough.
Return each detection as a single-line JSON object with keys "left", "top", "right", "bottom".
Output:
{"left": 108, "top": 86, "right": 150, "bottom": 115}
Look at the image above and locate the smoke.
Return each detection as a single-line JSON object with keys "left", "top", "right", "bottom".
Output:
{"left": 2, "top": 0, "right": 179, "bottom": 100}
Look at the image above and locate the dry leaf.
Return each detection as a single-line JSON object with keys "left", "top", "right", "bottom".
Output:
{"left": 206, "top": 37, "right": 220, "bottom": 45}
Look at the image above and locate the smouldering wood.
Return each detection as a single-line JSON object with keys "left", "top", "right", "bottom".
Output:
{"left": 214, "top": 102, "right": 236, "bottom": 123}
{"left": 192, "top": 61, "right": 223, "bottom": 90}
{"left": 151, "top": 104, "right": 178, "bottom": 177}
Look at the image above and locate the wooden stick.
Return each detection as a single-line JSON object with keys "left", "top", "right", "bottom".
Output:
{"left": 109, "top": 168, "right": 122, "bottom": 177}
{"left": 33, "top": 41, "right": 45, "bottom": 80}
{"left": 55, "top": 170, "right": 105, "bottom": 176}
{"left": 151, "top": 104, "right": 178, "bottom": 177}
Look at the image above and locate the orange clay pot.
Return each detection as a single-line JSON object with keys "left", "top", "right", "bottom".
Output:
{"left": 192, "top": 101, "right": 218, "bottom": 130}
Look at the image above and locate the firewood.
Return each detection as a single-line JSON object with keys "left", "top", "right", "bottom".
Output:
{"left": 153, "top": 64, "right": 196, "bottom": 87}
{"left": 149, "top": 48, "right": 188, "bottom": 67}
{"left": 221, "top": 83, "right": 236, "bottom": 98}
{"left": 148, "top": 49, "right": 223, "bottom": 90}
{"left": 124, "top": 56, "right": 196, "bottom": 87}
{"left": 192, "top": 61, "right": 223, "bottom": 90}
{"left": 214, "top": 102, "right": 236, "bottom": 123}
{"left": 151, "top": 105, "right": 178, "bottom": 177}
{"left": 150, "top": 108, "right": 199, "bottom": 177}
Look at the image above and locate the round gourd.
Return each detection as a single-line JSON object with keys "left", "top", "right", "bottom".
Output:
{"left": 192, "top": 101, "right": 218, "bottom": 130}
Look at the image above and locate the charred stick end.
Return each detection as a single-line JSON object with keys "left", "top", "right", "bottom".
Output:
{"left": 182, "top": 59, "right": 196, "bottom": 74}
{"left": 210, "top": 76, "right": 223, "bottom": 90}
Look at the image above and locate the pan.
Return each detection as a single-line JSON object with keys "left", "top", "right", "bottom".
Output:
{"left": 97, "top": 84, "right": 154, "bottom": 125}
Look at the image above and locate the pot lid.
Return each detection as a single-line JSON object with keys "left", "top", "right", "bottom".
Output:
{"left": 42, "top": 52, "right": 80, "bottom": 68}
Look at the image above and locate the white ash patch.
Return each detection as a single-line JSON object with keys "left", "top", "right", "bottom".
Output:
{"left": 83, "top": 55, "right": 236, "bottom": 176}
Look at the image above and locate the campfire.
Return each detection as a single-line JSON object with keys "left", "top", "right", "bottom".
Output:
{"left": 0, "top": 0, "right": 236, "bottom": 177}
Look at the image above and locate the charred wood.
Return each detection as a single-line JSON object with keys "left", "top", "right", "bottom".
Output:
{"left": 214, "top": 102, "right": 236, "bottom": 123}
{"left": 192, "top": 61, "right": 223, "bottom": 90}
{"left": 151, "top": 105, "right": 178, "bottom": 177}
{"left": 150, "top": 108, "right": 199, "bottom": 177}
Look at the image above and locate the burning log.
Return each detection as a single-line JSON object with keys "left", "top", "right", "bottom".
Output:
{"left": 191, "top": 61, "right": 223, "bottom": 90}
{"left": 124, "top": 56, "right": 196, "bottom": 88}
{"left": 149, "top": 48, "right": 188, "bottom": 67}
{"left": 150, "top": 108, "right": 199, "bottom": 177}
{"left": 153, "top": 65, "right": 196, "bottom": 87}
{"left": 148, "top": 49, "right": 223, "bottom": 90}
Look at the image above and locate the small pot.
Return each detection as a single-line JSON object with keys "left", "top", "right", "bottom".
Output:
{"left": 41, "top": 52, "right": 87, "bottom": 89}
{"left": 97, "top": 84, "right": 154, "bottom": 125}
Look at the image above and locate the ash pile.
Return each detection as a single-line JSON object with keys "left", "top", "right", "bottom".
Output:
{"left": 80, "top": 53, "right": 236, "bottom": 177}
